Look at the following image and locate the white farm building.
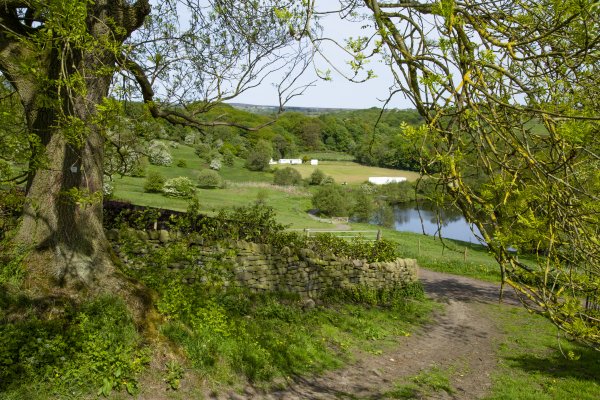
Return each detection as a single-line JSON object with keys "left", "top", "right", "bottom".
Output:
{"left": 278, "top": 158, "right": 303, "bottom": 165}
{"left": 368, "top": 177, "right": 407, "bottom": 185}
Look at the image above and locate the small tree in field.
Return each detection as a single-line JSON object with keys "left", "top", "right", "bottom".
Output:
{"left": 245, "top": 140, "right": 273, "bottom": 171}
{"left": 197, "top": 170, "right": 222, "bottom": 189}
{"left": 163, "top": 177, "right": 196, "bottom": 198}
{"left": 312, "top": 184, "right": 349, "bottom": 217}
{"left": 144, "top": 171, "right": 165, "bottom": 193}
{"left": 273, "top": 167, "right": 302, "bottom": 186}
{"left": 309, "top": 169, "right": 326, "bottom": 185}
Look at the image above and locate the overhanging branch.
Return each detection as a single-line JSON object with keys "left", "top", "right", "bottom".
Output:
{"left": 120, "top": 54, "right": 275, "bottom": 132}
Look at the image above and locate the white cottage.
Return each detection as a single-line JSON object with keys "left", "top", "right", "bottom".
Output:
{"left": 368, "top": 177, "right": 407, "bottom": 185}
{"left": 279, "top": 158, "right": 303, "bottom": 165}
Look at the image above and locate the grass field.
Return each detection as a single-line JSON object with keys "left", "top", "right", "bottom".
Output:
{"left": 276, "top": 161, "right": 420, "bottom": 184}
{"left": 485, "top": 303, "right": 600, "bottom": 399}
{"left": 111, "top": 143, "right": 420, "bottom": 228}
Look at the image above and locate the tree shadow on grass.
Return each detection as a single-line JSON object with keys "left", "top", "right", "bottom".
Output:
{"left": 505, "top": 346, "right": 600, "bottom": 383}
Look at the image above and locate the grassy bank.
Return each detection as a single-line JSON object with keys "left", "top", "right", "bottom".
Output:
{"left": 485, "top": 303, "right": 600, "bottom": 399}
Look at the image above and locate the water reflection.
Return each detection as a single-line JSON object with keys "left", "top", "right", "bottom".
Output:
{"left": 392, "top": 201, "right": 484, "bottom": 244}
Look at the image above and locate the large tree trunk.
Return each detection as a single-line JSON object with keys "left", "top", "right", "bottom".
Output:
{"left": 17, "top": 102, "right": 109, "bottom": 290}
{"left": 0, "top": 0, "right": 155, "bottom": 329}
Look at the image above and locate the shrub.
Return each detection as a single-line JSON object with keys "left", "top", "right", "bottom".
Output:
{"left": 273, "top": 167, "right": 302, "bottom": 186}
{"left": 305, "top": 234, "right": 399, "bottom": 263}
{"left": 197, "top": 169, "right": 222, "bottom": 189}
{"left": 143, "top": 171, "right": 165, "bottom": 193}
{"left": 130, "top": 156, "right": 148, "bottom": 177}
{"left": 245, "top": 140, "right": 272, "bottom": 171}
{"left": 209, "top": 158, "right": 222, "bottom": 171}
{"left": 184, "top": 133, "right": 197, "bottom": 145}
{"left": 176, "top": 159, "right": 187, "bottom": 168}
{"left": 0, "top": 187, "right": 24, "bottom": 240}
{"left": 194, "top": 143, "right": 213, "bottom": 162}
{"left": 102, "top": 179, "right": 114, "bottom": 198}
{"left": 256, "top": 189, "right": 269, "bottom": 205}
{"left": 147, "top": 141, "right": 173, "bottom": 166}
{"left": 351, "top": 189, "right": 375, "bottom": 223}
{"left": 321, "top": 175, "right": 335, "bottom": 185}
{"left": 312, "top": 184, "right": 349, "bottom": 216}
{"left": 309, "top": 169, "right": 326, "bottom": 185}
{"left": 163, "top": 176, "right": 196, "bottom": 198}
{"left": 222, "top": 148, "right": 235, "bottom": 166}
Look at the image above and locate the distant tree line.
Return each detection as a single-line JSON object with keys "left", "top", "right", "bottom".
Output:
{"left": 99, "top": 102, "right": 426, "bottom": 177}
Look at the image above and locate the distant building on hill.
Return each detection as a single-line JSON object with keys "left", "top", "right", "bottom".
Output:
{"left": 368, "top": 177, "right": 407, "bottom": 185}
{"left": 278, "top": 159, "right": 303, "bottom": 165}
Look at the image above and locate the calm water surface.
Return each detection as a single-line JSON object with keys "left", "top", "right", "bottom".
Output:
{"left": 392, "top": 202, "right": 484, "bottom": 244}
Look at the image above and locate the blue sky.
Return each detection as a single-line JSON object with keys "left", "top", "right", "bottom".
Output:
{"left": 230, "top": 9, "right": 414, "bottom": 110}
{"left": 231, "top": 60, "right": 410, "bottom": 109}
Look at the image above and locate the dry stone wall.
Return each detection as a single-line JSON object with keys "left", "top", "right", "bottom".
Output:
{"left": 229, "top": 241, "right": 418, "bottom": 298}
{"left": 110, "top": 229, "right": 418, "bottom": 298}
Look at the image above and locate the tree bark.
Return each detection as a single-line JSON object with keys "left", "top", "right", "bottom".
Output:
{"left": 16, "top": 78, "right": 112, "bottom": 291}
{"left": 0, "top": 0, "right": 152, "bottom": 295}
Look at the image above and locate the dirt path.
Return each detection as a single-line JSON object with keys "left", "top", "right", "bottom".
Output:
{"left": 216, "top": 269, "right": 519, "bottom": 400}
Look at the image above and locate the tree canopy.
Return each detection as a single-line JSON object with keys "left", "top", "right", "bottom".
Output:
{"left": 321, "top": 0, "right": 599, "bottom": 348}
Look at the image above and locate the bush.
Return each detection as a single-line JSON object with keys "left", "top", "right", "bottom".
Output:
{"left": 143, "top": 171, "right": 165, "bottom": 193}
{"left": 130, "top": 156, "right": 148, "bottom": 177}
{"left": 321, "top": 175, "right": 335, "bottom": 185}
{"left": 273, "top": 167, "right": 302, "bottom": 186}
{"left": 222, "top": 149, "right": 235, "bottom": 166}
{"left": 102, "top": 180, "right": 114, "bottom": 198}
{"left": 176, "top": 159, "right": 187, "bottom": 168}
{"left": 0, "top": 187, "right": 24, "bottom": 240}
{"left": 197, "top": 169, "right": 222, "bottom": 189}
{"left": 312, "top": 184, "right": 349, "bottom": 216}
{"left": 163, "top": 176, "right": 196, "bottom": 198}
{"left": 147, "top": 141, "right": 173, "bottom": 166}
{"left": 305, "top": 234, "right": 399, "bottom": 263}
{"left": 245, "top": 140, "right": 272, "bottom": 171}
{"left": 184, "top": 133, "right": 197, "bottom": 145}
{"left": 309, "top": 169, "right": 326, "bottom": 185}
{"left": 351, "top": 189, "right": 375, "bottom": 223}
{"left": 209, "top": 158, "right": 222, "bottom": 171}
{"left": 194, "top": 143, "right": 213, "bottom": 162}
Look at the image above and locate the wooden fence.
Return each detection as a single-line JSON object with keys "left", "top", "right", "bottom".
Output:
{"left": 585, "top": 291, "right": 599, "bottom": 312}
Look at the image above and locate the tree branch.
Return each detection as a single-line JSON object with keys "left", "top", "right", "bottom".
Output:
{"left": 120, "top": 54, "right": 275, "bottom": 132}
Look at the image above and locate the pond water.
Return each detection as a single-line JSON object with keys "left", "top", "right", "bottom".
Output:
{"left": 392, "top": 201, "right": 484, "bottom": 244}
